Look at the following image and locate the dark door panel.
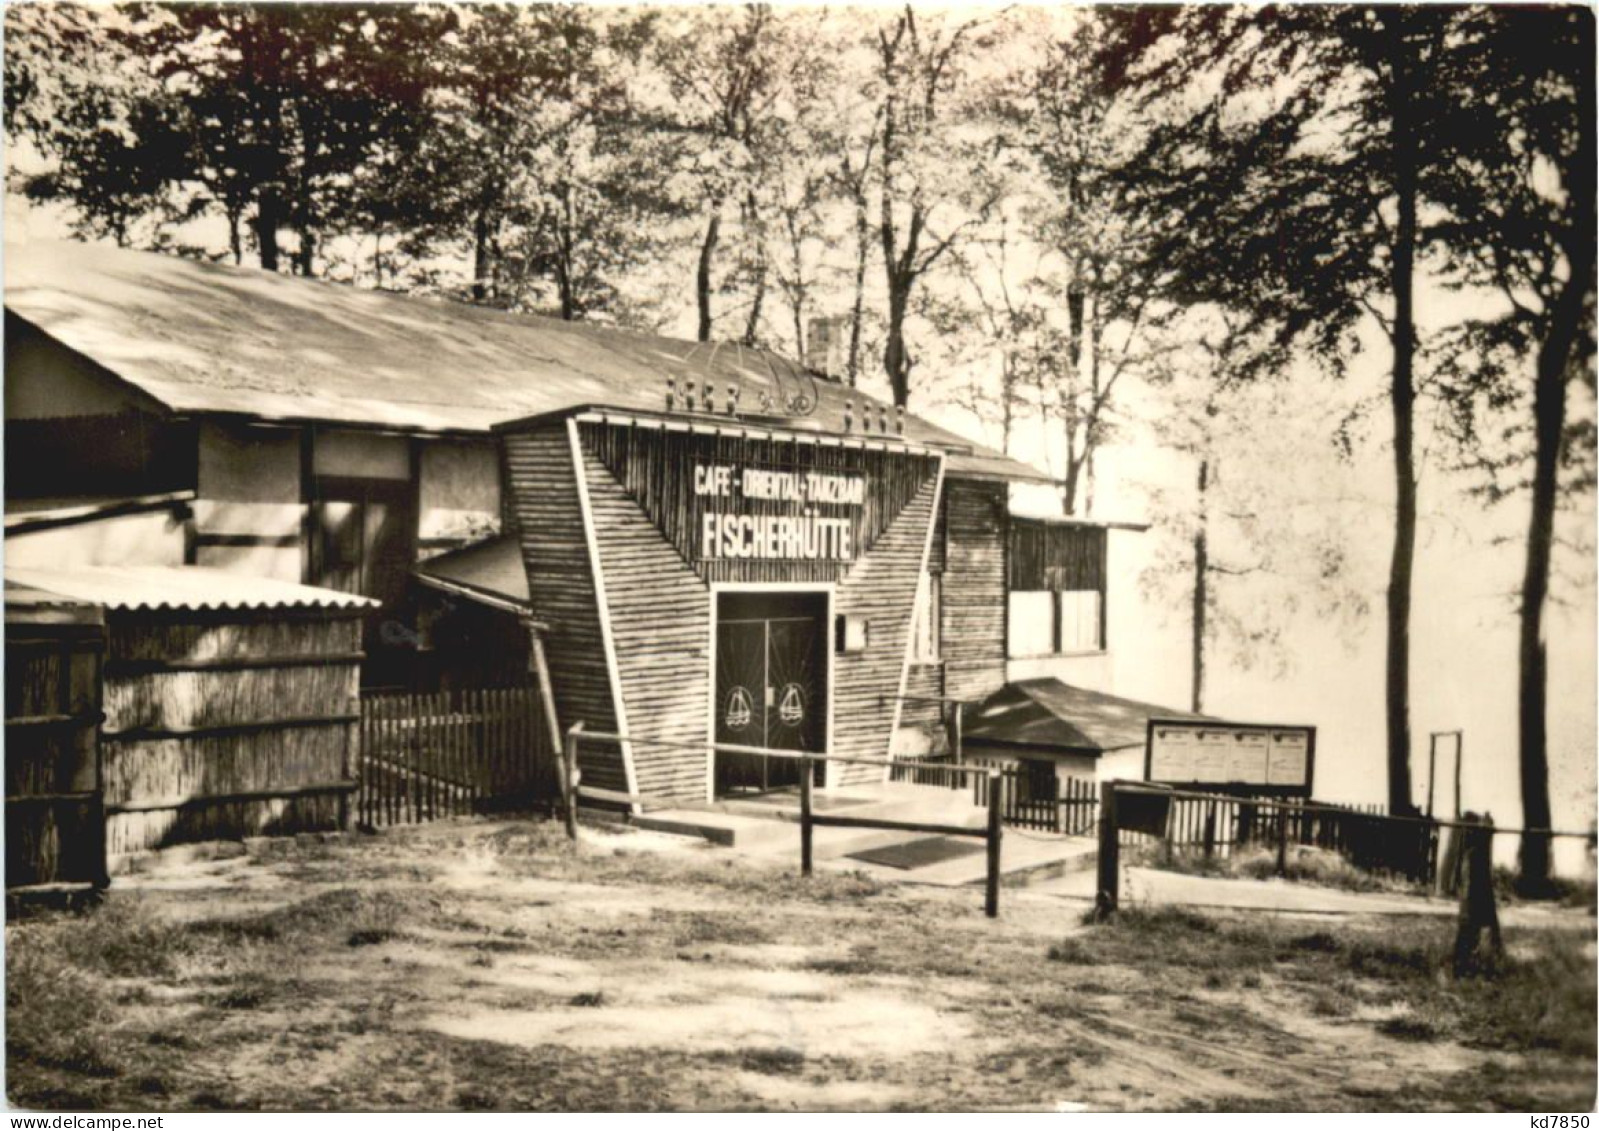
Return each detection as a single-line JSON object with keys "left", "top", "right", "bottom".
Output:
{"left": 714, "top": 591, "right": 827, "bottom": 795}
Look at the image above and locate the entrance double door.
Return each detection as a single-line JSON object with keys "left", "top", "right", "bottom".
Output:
{"left": 714, "top": 591, "right": 826, "bottom": 794}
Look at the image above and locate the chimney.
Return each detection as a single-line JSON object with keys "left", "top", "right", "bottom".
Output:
{"left": 805, "top": 315, "right": 850, "bottom": 382}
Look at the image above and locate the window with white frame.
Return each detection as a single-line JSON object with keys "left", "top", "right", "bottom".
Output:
{"left": 1057, "top": 589, "right": 1102, "bottom": 652}
{"left": 1006, "top": 590, "right": 1055, "bottom": 657}
{"left": 1007, "top": 589, "right": 1103, "bottom": 657}
{"left": 911, "top": 569, "right": 942, "bottom": 662}
{"left": 1006, "top": 519, "right": 1108, "bottom": 658}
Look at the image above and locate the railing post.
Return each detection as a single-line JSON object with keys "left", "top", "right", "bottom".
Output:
{"left": 1095, "top": 781, "right": 1119, "bottom": 919}
{"left": 562, "top": 722, "right": 583, "bottom": 842}
{"left": 800, "top": 755, "right": 814, "bottom": 877}
{"left": 1203, "top": 805, "right": 1216, "bottom": 862}
{"left": 1276, "top": 799, "right": 1289, "bottom": 877}
{"left": 985, "top": 769, "right": 1002, "bottom": 918}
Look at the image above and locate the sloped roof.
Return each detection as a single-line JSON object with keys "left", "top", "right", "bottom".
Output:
{"left": 965, "top": 678, "right": 1209, "bottom": 755}
{"left": 4, "top": 565, "right": 378, "bottom": 612}
{"left": 4, "top": 239, "right": 1047, "bottom": 483}
{"left": 414, "top": 534, "right": 530, "bottom": 610}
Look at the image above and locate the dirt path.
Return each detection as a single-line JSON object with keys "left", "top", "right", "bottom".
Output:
{"left": 10, "top": 817, "right": 1593, "bottom": 1112}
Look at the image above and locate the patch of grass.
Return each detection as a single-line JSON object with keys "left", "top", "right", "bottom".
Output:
{"left": 1377, "top": 1015, "right": 1440, "bottom": 1042}
{"left": 569, "top": 991, "right": 606, "bottom": 1008}
{"left": 741, "top": 1046, "right": 807, "bottom": 1076}
{"left": 1140, "top": 843, "right": 1428, "bottom": 896}
{"left": 346, "top": 927, "right": 404, "bottom": 947}
{"left": 1308, "top": 988, "right": 1354, "bottom": 1018}
{"left": 214, "top": 985, "right": 269, "bottom": 1010}
{"left": 654, "top": 909, "right": 773, "bottom": 947}
{"left": 6, "top": 939, "right": 127, "bottom": 1079}
{"left": 1046, "top": 937, "right": 1096, "bottom": 965}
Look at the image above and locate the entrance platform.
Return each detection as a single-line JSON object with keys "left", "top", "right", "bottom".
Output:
{"left": 630, "top": 781, "right": 1098, "bottom": 886}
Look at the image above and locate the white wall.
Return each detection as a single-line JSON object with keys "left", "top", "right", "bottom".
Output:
{"left": 6, "top": 510, "right": 185, "bottom": 569}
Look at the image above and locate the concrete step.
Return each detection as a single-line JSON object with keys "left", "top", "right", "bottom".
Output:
{"left": 631, "top": 809, "right": 795, "bottom": 850}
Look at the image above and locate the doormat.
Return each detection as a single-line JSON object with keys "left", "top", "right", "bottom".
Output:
{"left": 848, "top": 836, "right": 985, "bottom": 871}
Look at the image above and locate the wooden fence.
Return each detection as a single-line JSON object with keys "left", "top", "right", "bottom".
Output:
{"left": 6, "top": 603, "right": 108, "bottom": 897}
{"left": 1107, "top": 784, "right": 1440, "bottom": 887}
{"left": 358, "top": 687, "right": 554, "bottom": 827}
{"left": 889, "top": 758, "right": 1098, "bottom": 835}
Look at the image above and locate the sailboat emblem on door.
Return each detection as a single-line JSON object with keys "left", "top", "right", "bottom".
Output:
{"left": 777, "top": 683, "right": 806, "bottom": 726}
{"left": 725, "top": 686, "right": 753, "bottom": 731}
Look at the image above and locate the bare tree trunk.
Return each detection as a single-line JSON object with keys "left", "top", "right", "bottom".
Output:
{"left": 472, "top": 206, "right": 492, "bottom": 303}
{"left": 1192, "top": 455, "right": 1210, "bottom": 714}
{"left": 1518, "top": 44, "right": 1595, "bottom": 892}
{"left": 1384, "top": 21, "right": 1420, "bottom": 817}
{"left": 253, "top": 188, "right": 281, "bottom": 272}
{"left": 847, "top": 191, "right": 870, "bottom": 387}
{"left": 697, "top": 206, "right": 722, "bottom": 342}
{"left": 227, "top": 206, "right": 243, "bottom": 266}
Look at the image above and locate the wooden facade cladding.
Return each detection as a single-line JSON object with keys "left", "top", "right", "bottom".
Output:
{"left": 831, "top": 474, "right": 941, "bottom": 785}
{"left": 500, "top": 424, "right": 628, "bottom": 794}
{"left": 1008, "top": 521, "right": 1106, "bottom": 592}
{"left": 498, "top": 416, "right": 946, "bottom": 802}
{"left": 580, "top": 450, "right": 711, "bottom": 801}
{"left": 581, "top": 420, "right": 940, "bottom": 585}
{"left": 941, "top": 479, "right": 1009, "bottom": 705}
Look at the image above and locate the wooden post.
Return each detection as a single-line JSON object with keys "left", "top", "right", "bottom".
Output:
{"left": 1453, "top": 814, "right": 1504, "bottom": 977}
{"left": 528, "top": 623, "right": 566, "bottom": 810}
{"left": 953, "top": 703, "right": 964, "bottom": 764}
{"left": 1203, "top": 806, "right": 1216, "bottom": 862}
{"left": 800, "top": 755, "right": 814, "bottom": 877}
{"left": 1454, "top": 732, "right": 1464, "bottom": 820}
{"left": 1095, "top": 781, "right": 1119, "bottom": 920}
{"left": 562, "top": 722, "right": 583, "bottom": 841}
{"left": 1426, "top": 733, "right": 1438, "bottom": 819}
{"left": 985, "top": 769, "right": 1002, "bottom": 918}
{"left": 1276, "top": 800, "right": 1290, "bottom": 876}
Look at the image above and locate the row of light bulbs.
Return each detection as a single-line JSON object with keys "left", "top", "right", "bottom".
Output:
{"left": 665, "top": 376, "right": 906, "bottom": 436}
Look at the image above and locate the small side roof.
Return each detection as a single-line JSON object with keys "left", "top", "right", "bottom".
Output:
{"left": 414, "top": 534, "right": 530, "bottom": 613}
{"left": 4, "top": 565, "right": 378, "bottom": 612}
{"left": 965, "top": 678, "right": 1209, "bottom": 755}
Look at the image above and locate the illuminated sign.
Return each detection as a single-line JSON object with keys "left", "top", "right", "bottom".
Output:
{"left": 695, "top": 463, "right": 866, "bottom": 562}
{"left": 1145, "top": 718, "right": 1315, "bottom": 795}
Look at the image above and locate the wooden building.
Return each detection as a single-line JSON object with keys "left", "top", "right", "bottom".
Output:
{"left": 5, "top": 566, "right": 372, "bottom": 864}
{"left": 5, "top": 238, "right": 1191, "bottom": 819}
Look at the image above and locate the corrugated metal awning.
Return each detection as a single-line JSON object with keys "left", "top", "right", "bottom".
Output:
{"left": 4, "top": 566, "right": 378, "bottom": 612}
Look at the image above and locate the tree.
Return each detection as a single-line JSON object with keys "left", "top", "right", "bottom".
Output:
{"left": 1138, "top": 308, "right": 1369, "bottom": 711}
{"left": 1014, "top": 20, "right": 1174, "bottom": 515}
{"left": 1428, "top": 7, "right": 1596, "bottom": 889}
{"left": 653, "top": 4, "right": 800, "bottom": 343}
{"left": 871, "top": 6, "right": 994, "bottom": 407}
{"left": 5, "top": 4, "right": 192, "bottom": 248}
{"left": 1107, "top": 5, "right": 1477, "bottom": 814}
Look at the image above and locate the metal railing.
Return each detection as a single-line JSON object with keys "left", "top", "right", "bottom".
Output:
{"left": 560, "top": 723, "right": 1008, "bottom": 917}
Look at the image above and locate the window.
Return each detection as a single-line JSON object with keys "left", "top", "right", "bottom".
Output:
{"left": 1007, "top": 589, "right": 1103, "bottom": 657}
{"left": 911, "top": 570, "right": 941, "bottom": 662}
{"left": 1058, "top": 589, "right": 1102, "bottom": 652}
{"left": 1006, "top": 518, "right": 1108, "bottom": 658}
{"left": 1007, "top": 590, "right": 1055, "bottom": 657}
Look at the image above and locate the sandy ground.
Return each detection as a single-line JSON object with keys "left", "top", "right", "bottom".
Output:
{"left": 9, "top": 816, "right": 1595, "bottom": 1112}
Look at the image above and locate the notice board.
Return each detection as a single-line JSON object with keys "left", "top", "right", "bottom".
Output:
{"left": 1144, "top": 718, "right": 1315, "bottom": 796}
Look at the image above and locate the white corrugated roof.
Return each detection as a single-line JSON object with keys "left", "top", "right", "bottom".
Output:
{"left": 4, "top": 566, "right": 378, "bottom": 612}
